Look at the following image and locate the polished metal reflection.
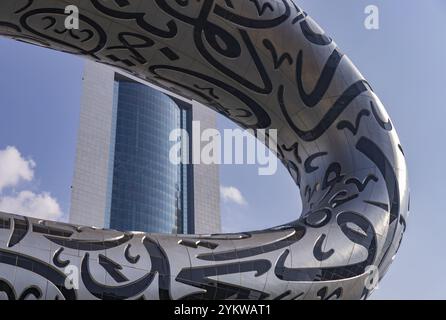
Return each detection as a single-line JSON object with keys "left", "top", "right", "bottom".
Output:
{"left": 0, "top": 0, "right": 408, "bottom": 300}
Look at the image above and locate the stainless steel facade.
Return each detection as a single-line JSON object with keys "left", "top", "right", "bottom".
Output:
{"left": 190, "top": 102, "right": 222, "bottom": 234}
{"left": 70, "top": 61, "right": 220, "bottom": 234}
{"left": 0, "top": 0, "right": 408, "bottom": 300}
{"left": 69, "top": 61, "right": 116, "bottom": 229}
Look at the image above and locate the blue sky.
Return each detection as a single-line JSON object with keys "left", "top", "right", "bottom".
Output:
{"left": 0, "top": 0, "right": 444, "bottom": 299}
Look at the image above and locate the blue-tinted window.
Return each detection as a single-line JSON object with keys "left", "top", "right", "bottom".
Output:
{"left": 107, "top": 77, "right": 193, "bottom": 234}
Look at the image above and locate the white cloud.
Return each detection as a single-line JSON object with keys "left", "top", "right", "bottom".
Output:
{"left": 220, "top": 186, "right": 247, "bottom": 206}
{"left": 0, "top": 146, "right": 35, "bottom": 192}
{"left": 0, "top": 190, "right": 63, "bottom": 221}
{"left": 0, "top": 146, "right": 63, "bottom": 221}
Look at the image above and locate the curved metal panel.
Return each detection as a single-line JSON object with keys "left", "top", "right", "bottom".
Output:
{"left": 0, "top": 0, "right": 408, "bottom": 300}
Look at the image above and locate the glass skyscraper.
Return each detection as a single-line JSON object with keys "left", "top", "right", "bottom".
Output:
{"left": 106, "top": 76, "right": 193, "bottom": 234}
{"left": 69, "top": 61, "right": 220, "bottom": 234}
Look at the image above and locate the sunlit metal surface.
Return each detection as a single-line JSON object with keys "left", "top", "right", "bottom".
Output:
{"left": 0, "top": 0, "right": 408, "bottom": 300}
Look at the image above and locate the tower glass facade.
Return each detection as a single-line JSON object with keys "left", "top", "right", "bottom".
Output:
{"left": 106, "top": 76, "right": 193, "bottom": 234}
{"left": 70, "top": 61, "right": 220, "bottom": 235}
